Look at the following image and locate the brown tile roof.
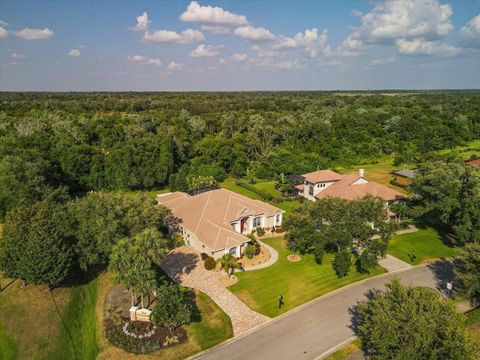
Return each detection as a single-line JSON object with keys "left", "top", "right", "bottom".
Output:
{"left": 295, "top": 184, "right": 304, "bottom": 191}
{"left": 465, "top": 159, "right": 480, "bottom": 166}
{"left": 302, "top": 169, "right": 343, "bottom": 184}
{"left": 157, "top": 189, "right": 283, "bottom": 251}
{"left": 314, "top": 173, "right": 405, "bottom": 201}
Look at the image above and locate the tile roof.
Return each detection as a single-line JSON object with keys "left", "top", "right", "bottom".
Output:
{"left": 314, "top": 173, "right": 405, "bottom": 201}
{"left": 465, "top": 159, "right": 480, "bottom": 166}
{"left": 302, "top": 169, "right": 343, "bottom": 184}
{"left": 157, "top": 188, "right": 283, "bottom": 251}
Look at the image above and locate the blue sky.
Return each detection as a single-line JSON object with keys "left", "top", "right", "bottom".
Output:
{"left": 1, "top": 0, "right": 479, "bottom": 91}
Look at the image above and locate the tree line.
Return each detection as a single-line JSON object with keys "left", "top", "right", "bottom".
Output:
{"left": 1, "top": 91, "right": 480, "bottom": 219}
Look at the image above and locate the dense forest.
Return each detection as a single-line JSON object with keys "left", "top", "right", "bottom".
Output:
{"left": 1, "top": 91, "right": 479, "bottom": 219}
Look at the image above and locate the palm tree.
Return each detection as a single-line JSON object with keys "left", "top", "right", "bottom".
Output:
{"left": 220, "top": 254, "right": 240, "bottom": 278}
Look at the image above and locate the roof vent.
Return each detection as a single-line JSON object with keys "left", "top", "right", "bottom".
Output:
{"left": 359, "top": 169, "right": 365, "bottom": 178}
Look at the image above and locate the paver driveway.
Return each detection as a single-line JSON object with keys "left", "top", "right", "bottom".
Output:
{"left": 161, "top": 246, "right": 269, "bottom": 336}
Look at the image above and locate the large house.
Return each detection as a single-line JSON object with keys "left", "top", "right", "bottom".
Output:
{"left": 157, "top": 188, "right": 284, "bottom": 259}
{"left": 296, "top": 169, "right": 404, "bottom": 206}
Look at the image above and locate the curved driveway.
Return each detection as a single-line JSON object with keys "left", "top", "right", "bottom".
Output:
{"left": 193, "top": 263, "right": 448, "bottom": 360}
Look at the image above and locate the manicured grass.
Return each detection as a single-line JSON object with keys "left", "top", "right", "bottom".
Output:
{"left": 47, "top": 277, "right": 99, "bottom": 360}
{"left": 229, "top": 237, "right": 386, "bottom": 317}
{"left": 466, "top": 308, "right": 480, "bottom": 345}
{"left": 250, "top": 181, "right": 283, "bottom": 198}
{"left": 0, "top": 275, "right": 71, "bottom": 359}
{"left": 325, "top": 339, "right": 361, "bottom": 360}
{"left": 0, "top": 322, "right": 17, "bottom": 360}
{"left": 220, "top": 178, "right": 263, "bottom": 200}
{"left": 275, "top": 200, "right": 302, "bottom": 219}
{"left": 436, "top": 139, "right": 480, "bottom": 160}
{"left": 388, "top": 228, "right": 459, "bottom": 265}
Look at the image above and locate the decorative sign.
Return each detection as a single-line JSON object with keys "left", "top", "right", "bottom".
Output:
{"left": 446, "top": 282, "right": 452, "bottom": 290}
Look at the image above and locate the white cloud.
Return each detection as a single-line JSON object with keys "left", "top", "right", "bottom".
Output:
{"left": 234, "top": 26, "right": 275, "bottom": 42}
{"left": 142, "top": 28, "right": 204, "bottom": 44}
{"left": 272, "top": 28, "right": 331, "bottom": 58}
{"left": 351, "top": 10, "right": 363, "bottom": 17}
{"left": 131, "top": 11, "right": 150, "bottom": 32}
{"left": 251, "top": 45, "right": 283, "bottom": 58}
{"left": 67, "top": 49, "right": 81, "bottom": 57}
{"left": 200, "top": 25, "right": 230, "bottom": 34}
{"left": 338, "top": 0, "right": 454, "bottom": 56}
{"left": 230, "top": 53, "right": 247, "bottom": 62}
{"left": 396, "top": 38, "right": 461, "bottom": 56}
{"left": 11, "top": 53, "right": 25, "bottom": 59}
{"left": 15, "top": 27, "right": 54, "bottom": 40}
{"left": 0, "top": 26, "right": 8, "bottom": 39}
{"left": 127, "top": 55, "right": 162, "bottom": 66}
{"left": 189, "top": 44, "right": 223, "bottom": 57}
{"left": 168, "top": 61, "right": 184, "bottom": 70}
{"left": 180, "top": 1, "right": 248, "bottom": 26}
{"left": 371, "top": 57, "right": 394, "bottom": 65}
{"left": 0, "top": 20, "right": 8, "bottom": 27}
{"left": 253, "top": 58, "right": 300, "bottom": 70}
{"left": 461, "top": 14, "right": 480, "bottom": 38}
{"left": 79, "top": 44, "right": 86, "bottom": 49}
{"left": 218, "top": 58, "right": 227, "bottom": 65}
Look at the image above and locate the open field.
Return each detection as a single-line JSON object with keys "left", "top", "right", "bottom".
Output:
{"left": 229, "top": 237, "right": 386, "bottom": 317}
{"left": 435, "top": 139, "right": 480, "bottom": 160}
{"left": 388, "top": 228, "right": 459, "bottom": 265}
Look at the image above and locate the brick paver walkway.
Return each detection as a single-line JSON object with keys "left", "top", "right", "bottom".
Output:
{"left": 161, "top": 247, "right": 270, "bottom": 336}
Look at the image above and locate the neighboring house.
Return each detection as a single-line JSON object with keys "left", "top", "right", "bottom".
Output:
{"left": 157, "top": 188, "right": 284, "bottom": 259}
{"left": 465, "top": 159, "right": 480, "bottom": 166}
{"left": 392, "top": 168, "right": 416, "bottom": 186}
{"left": 295, "top": 169, "right": 404, "bottom": 217}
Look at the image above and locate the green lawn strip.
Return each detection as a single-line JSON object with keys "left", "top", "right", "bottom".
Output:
{"left": 250, "top": 181, "right": 283, "bottom": 199}
{"left": 47, "top": 278, "right": 99, "bottom": 360}
{"left": 229, "top": 237, "right": 386, "bottom": 318}
{"left": 188, "top": 291, "right": 233, "bottom": 350}
{"left": 325, "top": 339, "right": 362, "bottom": 360}
{"left": 466, "top": 308, "right": 480, "bottom": 327}
{"left": 0, "top": 321, "right": 18, "bottom": 360}
{"left": 388, "top": 228, "right": 459, "bottom": 265}
{"left": 220, "top": 178, "right": 263, "bottom": 200}
{"left": 435, "top": 139, "right": 480, "bottom": 160}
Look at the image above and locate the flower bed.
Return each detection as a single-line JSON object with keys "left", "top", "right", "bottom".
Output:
{"left": 105, "top": 318, "right": 187, "bottom": 354}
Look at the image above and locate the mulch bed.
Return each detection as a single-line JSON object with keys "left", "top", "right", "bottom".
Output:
{"left": 287, "top": 254, "right": 302, "bottom": 262}
{"left": 105, "top": 318, "right": 187, "bottom": 354}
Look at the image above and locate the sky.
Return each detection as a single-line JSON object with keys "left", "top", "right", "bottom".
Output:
{"left": 0, "top": 0, "right": 479, "bottom": 91}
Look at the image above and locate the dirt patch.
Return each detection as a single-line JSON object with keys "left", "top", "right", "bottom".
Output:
{"left": 287, "top": 254, "right": 302, "bottom": 262}
{"left": 219, "top": 275, "right": 238, "bottom": 287}
{"left": 240, "top": 246, "right": 271, "bottom": 267}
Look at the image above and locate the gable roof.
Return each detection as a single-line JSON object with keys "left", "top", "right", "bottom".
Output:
{"left": 313, "top": 173, "right": 405, "bottom": 201}
{"left": 302, "top": 169, "right": 343, "bottom": 184}
{"left": 393, "top": 169, "right": 416, "bottom": 178}
{"left": 157, "top": 188, "right": 283, "bottom": 251}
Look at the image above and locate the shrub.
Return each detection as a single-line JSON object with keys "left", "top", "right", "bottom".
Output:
{"left": 333, "top": 250, "right": 351, "bottom": 278}
{"left": 204, "top": 256, "right": 216, "bottom": 270}
{"left": 274, "top": 226, "right": 283, "bottom": 233}
{"left": 256, "top": 227, "right": 266, "bottom": 237}
{"left": 234, "top": 181, "right": 273, "bottom": 201}
{"left": 244, "top": 244, "right": 256, "bottom": 259}
{"left": 151, "top": 285, "right": 194, "bottom": 330}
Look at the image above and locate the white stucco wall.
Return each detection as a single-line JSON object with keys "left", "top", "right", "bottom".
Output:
{"left": 301, "top": 180, "right": 336, "bottom": 201}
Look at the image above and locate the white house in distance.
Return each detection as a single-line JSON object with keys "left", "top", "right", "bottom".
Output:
{"left": 157, "top": 188, "right": 284, "bottom": 259}
{"left": 296, "top": 169, "right": 404, "bottom": 216}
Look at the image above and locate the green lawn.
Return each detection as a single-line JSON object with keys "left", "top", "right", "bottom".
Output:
{"left": 435, "top": 139, "right": 480, "bottom": 160}
{"left": 250, "top": 181, "right": 283, "bottom": 198}
{"left": 466, "top": 308, "right": 480, "bottom": 345}
{"left": 229, "top": 237, "right": 386, "bottom": 317}
{"left": 220, "top": 178, "right": 263, "bottom": 200}
{"left": 388, "top": 228, "right": 459, "bottom": 265}
{"left": 325, "top": 339, "right": 361, "bottom": 360}
{"left": 47, "top": 278, "right": 100, "bottom": 360}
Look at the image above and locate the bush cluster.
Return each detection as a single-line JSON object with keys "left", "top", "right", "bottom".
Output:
{"left": 234, "top": 181, "right": 273, "bottom": 201}
{"left": 204, "top": 256, "right": 216, "bottom": 270}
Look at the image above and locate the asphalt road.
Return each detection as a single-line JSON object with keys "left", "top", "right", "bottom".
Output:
{"left": 194, "top": 263, "right": 449, "bottom": 360}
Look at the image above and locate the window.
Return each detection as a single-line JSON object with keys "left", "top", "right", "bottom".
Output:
{"left": 253, "top": 217, "right": 261, "bottom": 227}
{"left": 229, "top": 247, "right": 237, "bottom": 256}
{"left": 309, "top": 186, "right": 314, "bottom": 196}
{"left": 276, "top": 214, "right": 280, "bottom": 223}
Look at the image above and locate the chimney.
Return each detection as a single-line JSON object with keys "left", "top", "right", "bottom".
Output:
{"left": 359, "top": 168, "right": 365, "bottom": 178}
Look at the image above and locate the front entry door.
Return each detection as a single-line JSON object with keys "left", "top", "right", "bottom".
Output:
{"left": 240, "top": 217, "right": 247, "bottom": 233}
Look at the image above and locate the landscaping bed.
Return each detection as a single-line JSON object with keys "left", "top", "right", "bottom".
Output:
{"left": 240, "top": 245, "right": 271, "bottom": 268}
{"left": 105, "top": 318, "right": 187, "bottom": 354}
